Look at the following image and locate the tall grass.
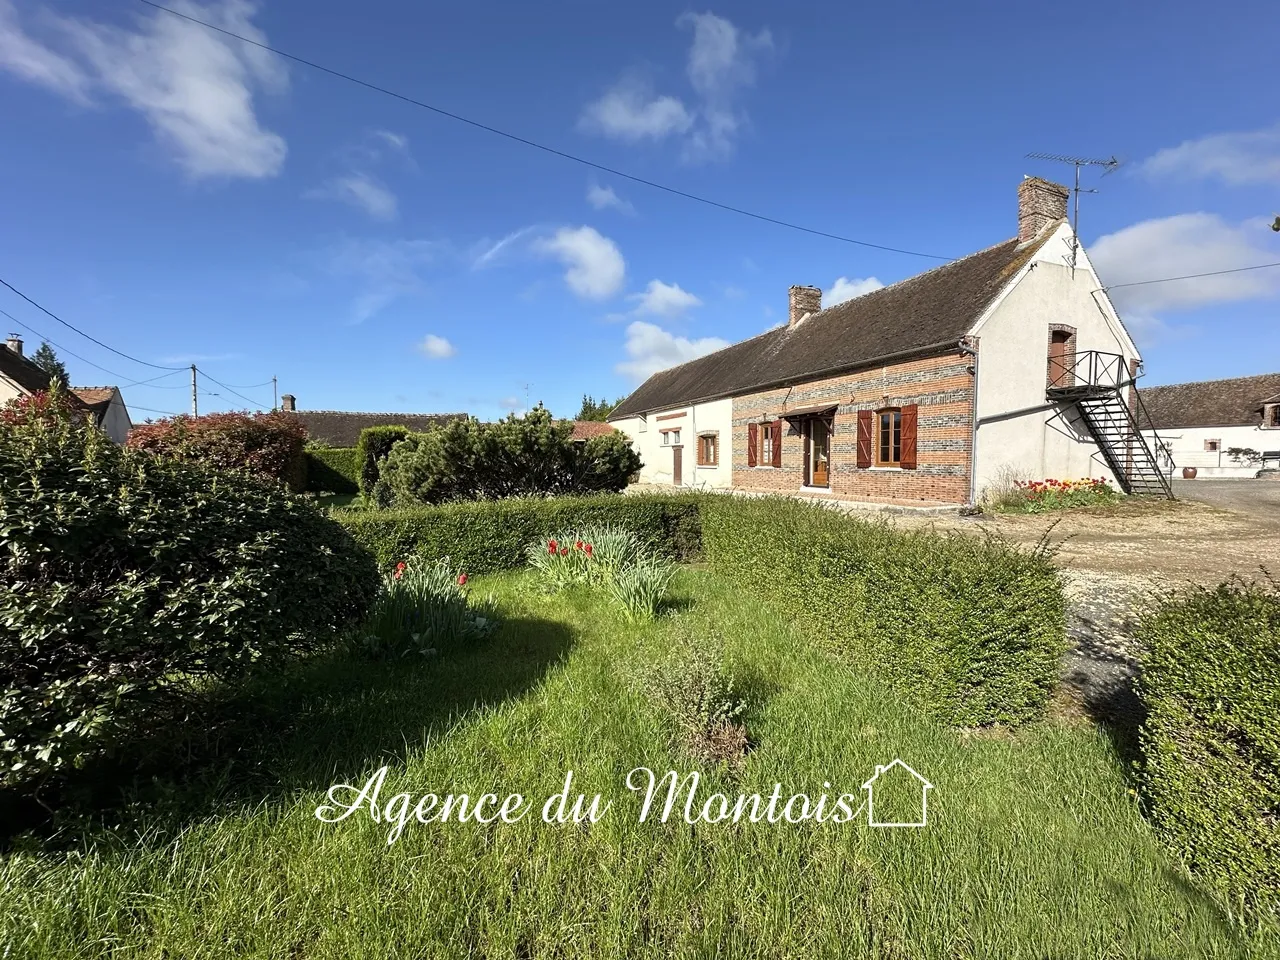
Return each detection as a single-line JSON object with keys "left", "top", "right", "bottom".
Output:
{"left": 0, "top": 569, "right": 1264, "bottom": 958}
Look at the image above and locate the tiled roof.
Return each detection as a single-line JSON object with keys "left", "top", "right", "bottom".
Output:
{"left": 0, "top": 347, "right": 55, "bottom": 396}
{"left": 1138, "top": 372, "right": 1280, "bottom": 429}
{"left": 287, "top": 410, "right": 467, "bottom": 447}
{"left": 71, "top": 387, "right": 116, "bottom": 408}
{"left": 568, "top": 420, "right": 618, "bottom": 441}
{"left": 609, "top": 231, "right": 1053, "bottom": 419}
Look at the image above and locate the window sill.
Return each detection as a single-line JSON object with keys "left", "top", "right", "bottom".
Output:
{"left": 799, "top": 485, "right": 833, "bottom": 493}
{"left": 869, "top": 466, "right": 903, "bottom": 472}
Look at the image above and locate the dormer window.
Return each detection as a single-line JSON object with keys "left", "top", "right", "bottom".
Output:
{"left": 1265, "top": 404, "right": 1280, "bottom": 429}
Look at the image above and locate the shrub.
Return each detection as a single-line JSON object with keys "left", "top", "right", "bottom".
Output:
{"left": 0, "top": 406, "right": 379, "bottom": 789}
{"left": 356, "top": 558, "right": 496, "bottom": 659}
{"left": 606, "top": 554, "right": 678, "bottom": 622}
{"left": 701, "top": 496, "right": 1065, "bottom": 726}
{"left": 1137, "top": 579, "right": 1279, "bottom": 924}
{"left": 373, "top": 406, "right": 640, "bottom": 506}
{"left": 306, "top": 446, "right": 360, "bottom": 494}
{"left": 355, "top": 425, "right": 411, "bottom": 498}
{"left": 335, "top": 493, "right": 702, "bottom": 574}
{"left": 127, "top": 410, "right": 308, "bottom": 491}
{"left": 988, "top": 476, "right": 1118, "bottom": 513}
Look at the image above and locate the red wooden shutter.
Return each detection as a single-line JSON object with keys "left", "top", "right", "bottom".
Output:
{"left": 856, "top": 411, "right": 873, "bottom": 468}
{"left": 900, "top": 404, "right": 918, "bottom": 469}
{"left": 771, "top": 421, "right": 783, "bottom": 468}
{"left": 747, "top": 422, "right": 758, "bottom": 467}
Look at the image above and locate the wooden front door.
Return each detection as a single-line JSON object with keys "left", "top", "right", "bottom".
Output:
{"left": 672, "top": 445, "right": 682, "bottom": 486}
{"left": 808, "top": 419, "right": 830, "bottom": 487}
{"left": 1048, "top": 330, "right": 1072, "bottom": 387}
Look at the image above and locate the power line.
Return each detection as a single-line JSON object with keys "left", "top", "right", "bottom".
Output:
{"left": 131, "top": 404, "right": 187, "bottom": 417}
{"left": 136, "top": 0, "right": 954, "bottom": 262}
{"left": 214, "top": 378, "right": 275, "bottom": 389}
{"left": 1104, "top": 260, "right": 1280, "bottom": 291}
{"left": 198, "top": 369, "right": 271, "bottom": 409}
{"left": 0, "top": 276, "right": 185, "bottom": 371}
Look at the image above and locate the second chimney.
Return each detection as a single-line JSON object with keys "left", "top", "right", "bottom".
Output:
{"left": 281, "top": 394, "right": 296, "bottom": 412}
{"left": 5, "top": 334, "right": 23, "bottom": 357}
{"left": 1018, "top": 176, "right": 1069, "bottom": 243}
{"left": 788, "top": 285, "right": 822, "bottom": 328}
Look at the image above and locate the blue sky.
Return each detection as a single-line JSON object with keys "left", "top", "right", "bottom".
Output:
{"left": 1, "top": 0, "right": 1277, "bottom": 421}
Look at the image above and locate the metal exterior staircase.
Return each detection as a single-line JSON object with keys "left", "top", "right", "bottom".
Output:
{"left": 1046, "top": 350, "right": 1175, "bottom": 499}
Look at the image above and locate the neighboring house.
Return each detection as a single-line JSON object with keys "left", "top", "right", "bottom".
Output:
{"left": 1138, "top": 372, "right": 1280, "bottom": 477}
{"left": 71, "top": 387, "right": 133, "bottom": 444}
{"left": 567, "top": 420, "right": 620, "bottom": 444}
{"left": 609, "top": 177, "right": 1170, "bottom": 505}
{"left": 279, "top": 394, "right": 466, "bottom": 446}
{"left": 1, "top": 334, "right": 135, "bottom": 445}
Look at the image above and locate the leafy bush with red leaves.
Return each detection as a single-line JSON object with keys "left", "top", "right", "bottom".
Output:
{"left": 127, "top": 410, "right": 308, "bottom": 491}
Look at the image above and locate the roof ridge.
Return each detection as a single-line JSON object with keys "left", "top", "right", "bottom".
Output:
{"left": 1143, "top": 371, "right": 1280, "bottom": 391}
{"left": 289, "top": 409, "right": 467, "bottom": 416}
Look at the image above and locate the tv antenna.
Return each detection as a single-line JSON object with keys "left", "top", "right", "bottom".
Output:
{"left": 1025, "top": 153, "right": 1121, "bottom": 274}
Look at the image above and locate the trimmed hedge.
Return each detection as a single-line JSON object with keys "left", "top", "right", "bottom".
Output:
{"left": 1137, "top": 580, "right": 1279, "bottom": 923}
{"left": 701, "top": 496, "right": 1066, "bottom": 726}
{"left": 335, "top": 493, "right": 703, "bottom": 574}
{"left": 306, "top": 447, "right": 359, "bottom": 494}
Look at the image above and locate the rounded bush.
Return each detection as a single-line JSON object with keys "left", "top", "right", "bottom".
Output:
{"left": 0, "top": 405, "right": 379, "bottom": 788}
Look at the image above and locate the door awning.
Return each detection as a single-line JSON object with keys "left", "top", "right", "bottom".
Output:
{"left": 778, "top": 403, "right": 838, "bottom": 419}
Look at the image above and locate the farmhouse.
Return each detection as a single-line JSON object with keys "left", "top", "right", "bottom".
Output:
{"left": 279, "top": 393, "right": 466, "bottom": 446}
{"left": 1138, "top": 372, "right": 1280, "bottom": 477}
{"left": 1, "top": 334, "right": 133, "bottom": 443}
{"left": 609, "top": 177, "right": 1170, "bottom": 506}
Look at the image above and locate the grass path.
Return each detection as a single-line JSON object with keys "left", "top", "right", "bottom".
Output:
{"left": 1, "top": 569, "right": 1266, "bottom": 958}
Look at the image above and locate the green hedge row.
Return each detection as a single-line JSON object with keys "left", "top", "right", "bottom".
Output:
{"left": 305, "top": 447, "right": 360, "bottom": 494}
{"left": 701, "top": 496, "right": 1066, "bottom": 726}
{"left": 334, "top": 493, "right": 704, "bottom": 574}
{"left": 1137, "top": 580, "right": 1279, "bottom": 923}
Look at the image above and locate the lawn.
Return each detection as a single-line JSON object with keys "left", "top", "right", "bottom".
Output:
{"left": 0, "top": 569, "right": 1263, "bottom": 959}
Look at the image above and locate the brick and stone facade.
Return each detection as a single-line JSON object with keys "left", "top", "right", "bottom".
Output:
{"left": 731, "top": 351, "right": 974, "bottom": 505}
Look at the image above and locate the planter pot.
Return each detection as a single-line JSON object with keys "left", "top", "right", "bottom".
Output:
{"left": 1182, "top": 467, "right": 1198, "bottom": 479}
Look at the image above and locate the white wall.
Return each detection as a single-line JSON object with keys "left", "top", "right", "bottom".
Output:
{"left": 1143, "top": 424, "right": 1277, "bottom": 478}
{"left": 611, "top": 396, "right": 734, "bottom": 489}
{"left": 99, "top": 393, "right": 133, "bottom": 444}
{"left": 0, "top": 375, "right": 23, "bottom": 406}
{"left": 970, "top": 222, "right": 1142, "bottom": 500}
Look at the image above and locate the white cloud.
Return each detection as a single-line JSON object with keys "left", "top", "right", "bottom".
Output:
{"left": 579, "top": 77, "right": 692, "bottom": 142}
{"left": 0, "top": 0, "right": 89, "bottom": 100}
{"left": 578, "top": 13, "right": 771, "bottom": 163}
{"left": 616, "top": 320, "right": 728, "bottom": 382}
{"left": 823, "top": 276, "right": 884, "bottom": 308}
{"left": 329, "top": 237, "right": 445, "bottom": 322}
{"left": 587, "top": 182, "right": 635, "bottom": 214}
{"left": 309, "top": 173, "right": 397, "bottom": 220}
{"left": 417, "top": 334, "right": 456, "bottom": 359}
{"left": 372, "top": 129, "right": 408, "bottom": 152}
{"left": 629, "top": 279, "right": 701, "bottom": 317}
{"left": 536, "top": 226, "right": 626, "bottom": 300}
{"left": 8, "top": 0, "right": 289, "bottom": 179}
{"left": 473, "top": 225, "right": 538, "bottom": 269}
{"left": 1142, "top": 125, "right": 1280, "bottom": 185}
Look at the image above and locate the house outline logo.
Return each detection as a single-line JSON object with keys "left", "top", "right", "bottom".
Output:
{"left": 860, "top": 759, "right": 933, "bottom": 828}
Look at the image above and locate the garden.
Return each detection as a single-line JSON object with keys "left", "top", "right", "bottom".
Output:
{"left": 1, "top": 397, "right": 1276, "bottom": 958}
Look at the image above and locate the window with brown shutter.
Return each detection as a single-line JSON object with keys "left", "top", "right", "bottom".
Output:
{"left": 876, "top": 408, "right": 902, "bottom": 466}
{"left": 747, "top": 422, "right": 758, "bottom": 467}
{"left": 900, "top": 404, "right": 918, "bottom": 469}
{"left": 771, "top": 421, "right": 783, "bottom": 468}
{"left": 856, "top": 410, "right": 873, "bottom": 468}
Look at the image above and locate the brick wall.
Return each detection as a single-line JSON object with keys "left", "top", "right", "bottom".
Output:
{"left": 731, "top": 352, "right": 975, "bottom": 505}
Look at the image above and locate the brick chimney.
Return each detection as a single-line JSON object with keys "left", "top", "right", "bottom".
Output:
{"left": 1018, "top": 177, "right": 1069, "bottom": 243}
{"left": 5, "top": 333, "right": 22, "bottom": 357}
{"left": 281, "top": 394, "right": 296, "bottom": 412}
{"left": 788, "top": 285, "right": 822, "bottom": 328}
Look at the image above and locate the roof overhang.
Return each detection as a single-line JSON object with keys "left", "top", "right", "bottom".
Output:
{"left": 777, "top": 402, "right": 838, "bottom": 419}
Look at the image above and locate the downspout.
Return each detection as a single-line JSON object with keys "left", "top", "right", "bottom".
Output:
{"left": 958, "top": 337, "right": 979, "bottom": 506}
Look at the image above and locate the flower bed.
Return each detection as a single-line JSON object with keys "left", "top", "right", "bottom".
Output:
{"left": 996, "top": 477, "right": 1118, "bottom": 513}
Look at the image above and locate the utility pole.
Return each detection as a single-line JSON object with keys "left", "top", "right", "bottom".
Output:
{"left": 272, "top": 376, "right": 278, "bottom": 411}
{"left": 1025, "top": 153, "right": 1120, "bottom": 275}
{"left": 191, "top": 364, "right": 198, "bottom": 417}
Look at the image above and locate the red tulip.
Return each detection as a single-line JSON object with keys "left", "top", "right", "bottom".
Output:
{"left": 584, "top": 543, "right": 593, "bottom": 556}
{"left": 575, "top": 540, "right": 584, "bottom": 550}
{"left": 457, "top": 574, "right": 468, "bottom": 586}
{"left": 560, "top": 547, "right": 569, "bottom": 556}
{"left": 548, "top": 539, "right": 558, "bottom": 552}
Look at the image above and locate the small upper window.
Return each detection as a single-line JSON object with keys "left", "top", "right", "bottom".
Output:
{"left": 877, "top": 408, "right": 902, "bottom": 466}
{"left": 1204, "top": 439, "right": 1221, "bottom": 452}
{"left": 1266, "top": 404, "right": 1280, "bottom": 428}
